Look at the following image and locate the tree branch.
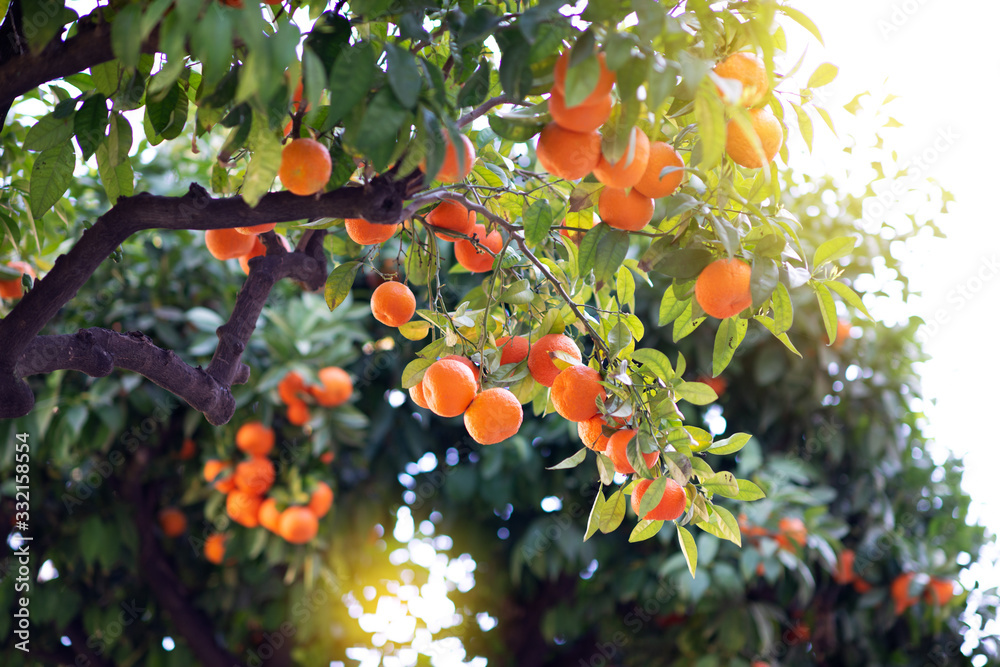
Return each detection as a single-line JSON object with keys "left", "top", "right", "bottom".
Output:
{"left": 458, "top": 94, "right": 511, "bottom": 128}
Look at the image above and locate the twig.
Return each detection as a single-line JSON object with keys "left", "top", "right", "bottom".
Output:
{"left": 458, "top": 94, "right": 512, "bottom": 128}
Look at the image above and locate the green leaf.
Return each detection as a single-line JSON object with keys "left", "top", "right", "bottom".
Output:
{"left": 110, "top": 4, "right": 143, "bottom": 69}
{"left": 584, "top": 489, "right": 606, "bottom": 541}
{"left": 677, "top": 524, "right": 698, "bottom": 577}
{"left": 522, "top": 199, "right": 556, "bottom": 247}
{"left": 579, "top": 225, "right": 628, "bottom": 283}
{"left": 808, "top": 63, "right": 838, "bottom": 88}
{"left": 24, "top": 112, "right": 75, "bottom": 152}
{"left": 29, "top": 142, "right": 75, "bottom": 218}
{"left": 496, "top": 29, "right": 532, "bottom": 100}
{"left": 96, "top": 143, "right": 134, "bottom": 204}
{"left": 595, "top": 452, "right": 615, "bottom": 485}
{"left": 629, "top": 519, "right": 664, "bottom": 543}
{"left": 658, "top": 285, "right": 686, "bottom": 326}
{"left": 488, "top": 107, "right": 547, "bottom": 142}
{"left": 599, "top": 487, "right": 627, "bottom": 534}
{"left": 457, "top": 58, "right": 492, "bottom": 108}
{"left": 325, "top": 43, "right": 377, "bottom": 129}
{"left": 735, "top": 478, "right": 766, "bottom": 501}
{"left": 401, "top": 357, "right": 434, "bottom": 389}
{"left": 674, "top": 381, "right": 716, "bottom": 406}
{"left": 708, "top": 433, "right": 751, "bottom": 456}
{"left": 616, "top": 265, "right": 635, "bottom": 312}
{"left": 814, "top": 283, "right": 838, "bottom": 346}
{"left": 755, "top": 315, "right": 802, "bottom": 357}
{"left": 547, "top": 447, "right": 587, "bottom": 470}
{"left": 653, "top": 247, "right": 714, "bottom": 279}
{"left": 697, "top": 505, "right": 741, "bottom": 546}
{"left": 702, "top": 471, "right": 739, "bottom": 497}
{"left": 626, "top": 434, "right": 654, "bottom": 480}
{"left": 778, "top": 5, "right": 823, "bottom": 45}
{"left": 631, "top": 348, "right": 673, "bottom": 382}
{"left": 563, "top": 52, "right": 601, "bottom": 108}
{"left": 771, "top": 282, "right": 793, "bottom": 333}
{"left": 793, "top": 103, "right": 813, "bottom": 153}
{"left": 74, "top": 94, "right": 109, "bottom": 160}
{"left": 637, "top": 475, "right": 668, "bottom": 518}
{"left": 825, "top": 280, "right": 873, "bottom": 320}
{"left": 673, "top": 301, "right": 705, "bottom": 342}
{"left": 385, "top": 43, "right": 422, "bottom": 109}
{"left": 145, "top": 80, "right": 187, "bottom": 139}
{"left": 812, "top": 236, "right": 856, "bottom": 268}
{"left": 694, "top": 86, "right": 725, "bottom": 170}
{"left": 347, "top": 87, "right": 408, "bottom": 173}
{"left": 324, "top": 261, "right": 360, "bottom": 311}
{"left": 712, "top": 316, "right": 748, "bottom": 376}
{"left": 242, "top": 114, "right": 282, "bottom": 207}
{"left": 21, "top": 0, "right": 73, "bottom": 54}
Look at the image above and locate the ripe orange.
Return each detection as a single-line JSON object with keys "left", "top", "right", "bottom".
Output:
{"left": 695, "top": 258, "right": 752, "bottom": 319}
{"left": 925, "top": 578, "right": 954, "bottom": 606}
{"left": 551, "top": 365, "right": 606, "bottom": 422}
{"left": 308, "top": 481, "right": 334, "bottom": 518}
{"left": 713, "top": 52, "right": 769, "bottom": 107}
{"left": 535, "top": 122, "right": 602, "bottom": 181}
{"left": 235, "top": 222, "right": 277, "bottom": 235}
{"left": 496, "top": 335, "right": 529, "bottom": 365}
{"left": 593, "top": 127, "right": 650, "bottom": 189}
{"left": 158, "top": 508, "right": 187, "bottom": 537}
{"left": 278, "top": 371, "right": 307, "bottom": 405}
{"left": 371, "top": 281, "right": 416, "bottom": 327}
{"left": 426, "top": 200, "right": 476, "bottom": 241}
{"left": 279, "top": 506, "right": 319, "bottom": 544}
{"left": 234, "top": 457, "right": 275, "bottom": 495}
{"left": 287, "top": 399, "right": 310, "bottom": 425}
{"left": 634, "top": 141, "right": 684, "bottom": 199}
{"left": 630, "top": 477, "right": 686, "bottom": 521}
{"left": 203, "top": 459, "right": 231, "bottom": 484}
{"left": 279, "top": 138, "right": 332, "bottom": 195}
{"left": 578, "top": 416, "right": 611, "bottom": 452}
{"left": 696, "top": 375, "right": 728, "bottom": 398}
{"left": 409, "top": 381, "right": 429, "bottom": 409}
{"left": 606, "top": 429, "right": 659, "bottom": 475}
{"left": 598, "top": 187, "right": 654, "bottom": 231}
{"left": 552, "top": 50, "right": 616, "bottom": 106}
{"left": 442, "top": 355, "right": 479, "bottom": 384}
{"left": 226, "top": 489, "right": 263, "bottom": 528}
{"left": 548, "top": 88, "right": 613, "bottom": 133}
{"left": 204, "top": 533, "right": 227, "bottom": 564}
{"left": 236, "top": 421, "right": 275, "bottom": 457}
{"left": 426, "top": 132, "right": 476, "bottom": 183}
{"left": 725, "top": 107, "right": 783, "bottom": 168}
{"left": 853, "top": 578, "right": 873, "bottom": 594}
{"left": 345, "top": 218, "right": 399, "bottom": 245}
{"left": 422, "top": 359, "right": 477, "bottom": 417}
{"left": 833, "top": 549, "right": 856, "bottom": 585}
{"left": 0, "top": 261, "right": 35, "bottom": 299}
{"left": 464, "top": 388, "right": 524, "bottom": 444}
{"left": 527, "top": 333, "right": 582, "bottom": 387}
{"left": 891, "top": 572, "right": 918, "bottom": 614}
{"left": 205, "top": 228, "right": 256, "bottom": 261}
{"left": 238, "top": 236, "right": 266, "bottom": 274}
{"left": 178, "top": 437, "right": 197, "bottom": 460}
{"left": 215, "top": 476, "right": 236, "bottom": 494}
{"left": 829, "top": 318, "right": 852, "bottom": 349}
{"left": 319, "top": 451, "right": 334, "bottom": 464}
{"left": 751, "top": 662, "right": 770, "bottom": 667}
{"left": 310, "top": 366, "right": 353, "bottom": 407}
{"left": 258, "top": 498, "right": 282, "bottom": 532}
{"left": 778, "top": 517, "right": 807, "bottom": 547}
{"left": 454, "top": 224, "right": 503, "bottom": 273}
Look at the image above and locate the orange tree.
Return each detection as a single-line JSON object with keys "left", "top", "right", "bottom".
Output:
{"left": 1, "top": 0, "right": 995, "bottom": 665}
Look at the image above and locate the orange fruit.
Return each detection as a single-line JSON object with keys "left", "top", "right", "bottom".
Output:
{"left": 278, "top": 371, "right": 307, "bottom": 405}
{"left": 634, "top": 141, "right": 684, "bottom": 199}
{"left": 345, "top": 218, "right": 399, "bottom": 245}
{"left": 496, "top": 335, "right": 529, "bottom": 365}
{"left": 287, "top": 399, "right": 310, "bottom": 425}
{"left": 409, "top": 382, "right": 429, "bottom": 409}
{"left": 853, "top": 578, "right": 873, "bottom": 594}
{"left": 725, "top": 107, "right": 783, "bottom": 168}
{"left": 828, "top": 318, "right": 852, "bottom": 349}
{"left": 578, "top": 416, "right": 611, "bottom": 452}
{"left": 370, "top": 281, "right": 416, "bottom": 327}
{"left": 158, "top": 508, "right": 187, "bottom": 537}
{"left": 752, "top": 662, "right": 770, "bottom": 667}
{"left": 236, "top": 421, "right": 275, "bottom": 457}
{"left": 925, "top": 578, "right": 954, "bottom": 606}
{"left": 178, "top": 437, "right": 197, "bottom": 460}
{"left": 234, "top": 457, "right": 275, "bottom": 495}
{"left": 778, "top": 517, "right": 807, "bottom": 547}
{"left": 426, "top": 200, "right": 476, "bottom": 241}
{"left": 319, "top": 451, "right": 334, "bottom": 464}
{"left": 593, "top": 127, "right": 649, "bottom": 189}
{"left": 279, "top": 138, "right": 332, "bottom": 195}
{"left": 833, "top": 549, "right": 856, "bottom": 585}
{"left": 630, "top": 477, "right": 686, "bottom": 521}
{"left": 226, "top": 489, "right": 263, "bottom": 528}
{"left": 205, "top": 228, "right": 256, "bottom": 260}
{"left": 204, "top": 533, "right": 227, "bottom": 563}
{"left": 695, "top": 258, "right": 752, "bottom": 319}
{"left": 422, "top": 358, "right": 477, "bottom": 417}
{"left": 215, "top": 476, "right": 236, "bottom": 494}
{"left": 442, "top": 354, "right": 479, "bottom": 384}
{"left": 713, "top": 52, "right": 769, "bottom": 107}
{"left": 238, "top": 235, "right": 266, "bottom": 274}
{"left": 310, "top": 366, "right": 353, "bottom": 407}
{"left": 551, "top": 365, "right": 606, "bottom": 422}
{"left": 235, "top": 222, "right": 277, "bottom": 235}
{"left": 696, "top": 375, "right": 727, "bottom": 398}
{"left": 598, "top": 186, "right": 654, "bottom": 231}
{"left": 548, "top": 88, "right": 613, "bottom": 133}
{"left": 535, "top": 122, "right": 602, "bottom": 181}
{"left": 606, "top": 429, "right": 659, "bottom": 475}
{"left": 552, "top": 50, "right": 616, "bottom": 106}
{"left": 203, "top": 459, "right": 231, "bottom": 484}
{"left": 0, "top": 261, "right": 35, "bottom": 299}
{"left": 279, "top": 506, "right": 319, "bottom": 544}
{"left": 527, "top": 333, "right": 582, "bottom": 387}
{"left": 308, "top": 481, "right": 334, "bottom": 518}
{"left": 454, "top": 223, "right": 503, "bottom": 273}
{"left": 891, "top": 572, "right": 918, "bottom": 614}
{"left": 258, "top": 498, "right": 282, "bottom": 532}
{"left": 464, "top": 388, "right": 524, "bottom": 445}
{"left": 425, "top": 132, "right": 476, "bottom": 183}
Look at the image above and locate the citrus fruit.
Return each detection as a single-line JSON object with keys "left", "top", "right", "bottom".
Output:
{"left": 496, "top": 335, "right": 529, "bottom": 365}
{"left": 158, "top": 508, "right": 187, "bottom": 537}
{"left": 319, "top": 451, "right": 334, "bottom": 464}
{"left": 279, "top": 506, "right": 319, "bottom": 544}
{"left": 548, "top": 88, "right": 613, "bottom": 133}
{"left": 634, "top": 141, "right": 684, "bottom": 199}
{"left": 370, "top": 281, "right": 416, "bottom": 327}
{"left": 279, "top": 138, "right": 332, "bottom": 195}
{"left": 725, "top": 107, "right": 783, "bottom": 168}
{"left": 833, "top": 549, "right": 856, "bottom": 585}
{"left": 593, "top": 127, "right": 650, "bottom": 189}
{"left": 713, "top": 52, "right": 769, "bottom": 107}
{"left": 527, "top": 333, "right": 582, "bottom": 387}
{"left": 203, "top": 459, "right": 231, "bottom": 484}
{"left": 278, "top": 371, "right": 307, "bottom": 405}
{"left": 695, "top": 258, "right": 752, "bottom": 319}
{"left": 578, "top": 416, "right": 611, "bottom": 452}
{"left": 551, "top": 365, "right": 606, "bottom": 422}
{"left": 598, "top": 186, "right": 654, "bottom": 231}
{"left": 853, "top": 578, "right": 873, "bottom": 594}
{"left": 606, "top": 429, "right": 659, "bottom": 475}
{"left": 178, "top": 437, "right": 196, "bottom": 460}
{"left": 287, "top": 399, "right": 310, "bottom": 425}
{"left": 226, "top": 490, "right": 263, "bottom": 528}
{"left": 630, "top": 477, "right": 686, "bottom": 521}
{"left": 205, "top": 228, "right": 256, "bottom": 261}
{"left": 0, "top": 261, "right": 35, "bottom": 299}
{"left": 454, "top": 224, "right": 503, "bottom": 273}
{"left": 236, "top": 421, "right": 275, "bottom": 457}
{"left": 235, "top": 222, "right": 276, "bottom": 235}
{"left": 778, "top": 517, "right": 807, "bottom": 547}
{"left": 464, "top": 388, "right": 524, "bottom": 444}
{"left": 409, "top": 381, "right": 429, "bottom": 409}
{"left": 427, "top": 132, "right": 476, "bottom": 183}
{"left": 925, "top": 578, "right": 954, "bottom": 606}
{"left": 441, "top": 355, "right": 479, "bottom": 384}
{"left": 891, "top": 572, "right": 918, "bottom": 614}
{"left": 204, "top": 533, "right": 227, "bottom": 563}
{"left": 696, "top": 375, "right": 728, "bottom": 398}
{"left": 552, "top": 50, "right": 616, "bottom": 106}
{"left": 214, "top": 476, "right": 236, "bottom": 493}
{"left": 308, "top": 481, "right": 334, "bottom": 518}
{"left": 426, "top": 200, "right": 476, "bottom": 241}
{"left": 234, "top": 457, "right": 275, "bottom": 495}
{"left": 535, "top": 122, "right": 602, "bottom": 181}
{"left": 310, "top": 366, "right": 353, "bottom": 407}
{"left": 238, "top": 236, "right": 266, "bottom": 274}
{"left": 258, "top": 498, "right": 282, "bottom": 533}
{"left": 345, "top": 218, "right": 399, "bottom": 245}
{"left": 422, "top": 359, "right": 477, "bottom": 417}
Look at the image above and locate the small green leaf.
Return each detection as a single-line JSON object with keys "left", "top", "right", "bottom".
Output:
{"left": 584, "top": 489, "right": 606, "bottom": 541}
{"left": 457, "top": 58, "right": 492, "bottom": 108}
{"left": 812, "top": 236, "right": 857, "bottom": 269}
{"left": 347, "top": 87, "right": 408, "bottom": 173}
{"left": 637, "top": 475, "right": 668, "bottom": 518}
{"left": 825, "top": 280, "right": 873, "bottom": 320}
{"left": 324, "top": 261, "right": 360, "bottom": 311}
{"left": 24, "top": 113, "right": 75, "bottom": 152}
{"left": 771, "top": 282, "right": 793, "bottom": 333}
{"left": 677, "top": 524, "right": 698, "bottom": 577}
{"left": 708, "top": 433, "right": 751, "bottom": 456}
{"left": 793, "top": 103, "right": 813, "bottom": 153}
{"left": 735, "top": 478, "right": 766, "bottom": 501}
{"left": 96, "top": 144, "right": 134, "bottom": 204}
{"left": 579, "top": 224, "right": 628, "bottom": 283}
{"left": 599, "top": 487, "right": 627, "bottom": 534}
{"left": 488, "top": 105, "right": 548, "bottom": 142}
{"left": 702, "top": 471, "right": 740, "bottom": 497}
{"left": 754, "top": 315, "right": 802, "bottom": 357}
{"left": 674, "top": 381, "right": 716, "bottom": 406}
{"left": 672, "top": 300, "right": 705, "bottom": 342}
{"left": 522, "top": 199, "right": 556, "bottom": 247}
{"left": 712, "top": 316, "right": 748, "bottom": 377}
{"left": 29, "top": 142, "right": 75, "bottom": 218}
{"left": 385, "top": 43, "right": 422, "bottom": 109}
{"left": 629, "top": 519, "right": 664, "bottom": 543}
{"left": 325, "top": 43, "right": 377, "bottom": 129}
{"left": 242, "top": 113, "right": 282, "bottom": 207}
{"left": 547, "top": 447, "right": 587, "bottom": 470}
{"left": 658, "top": 285, "right": 686, "bottom": 326}
{"left": 778, "top": 5, "right": 824, "bottom": 45}
{"left": 694, "top": 85, "right": 725, "bottom": 170}
{"left": 499, "top": 279, "right": 534, "bottom": 305}
{"left": 616, "top": 265, "right": 635, "bottom": 311}
{"left": 808, "top": 63, "right": 838, "bottom": 88}
{"left": 401, "top": 357, "right": 434, "bottom": 389}
{"left": 631, "top": 348, "right": 674, "bottom": 382}
{"left": 74, "top": 94, "right": 109, "bottom": 160}
{"left": 814, "top": 283, "right": 838, "bottom": 345}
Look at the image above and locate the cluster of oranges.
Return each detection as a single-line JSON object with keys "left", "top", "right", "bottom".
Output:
{"left": 204, "top": 225, "right": 292, "bottom": 275}
{"left": 713, "top": 52, "right": 784, "bottom": 168}
{"left": 277, "top": 366, "right": 353, "bottom": 426}
{"left": 0, "top": 261, "right": 35, "bottom": 300}
{"left": 888, "top": 570, "right": 956, "bottom": 614}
